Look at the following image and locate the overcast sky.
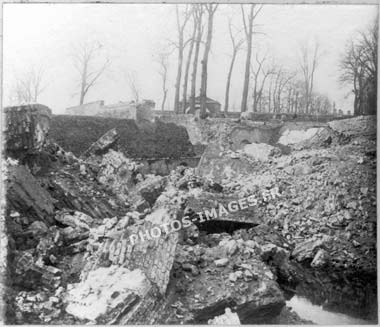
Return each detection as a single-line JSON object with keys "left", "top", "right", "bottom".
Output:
{"left": 3, "top": 3, "right": 378, "bottom": 114}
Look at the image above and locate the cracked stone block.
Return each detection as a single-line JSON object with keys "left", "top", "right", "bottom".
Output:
{"left": 65, "top": 266, "right": 151, "bottom": 323}
{"left": 81, "top": 187, "right": 186, "bottom": 299}
{"left": 4, "top": 104, "right": 52, "bottom": 160}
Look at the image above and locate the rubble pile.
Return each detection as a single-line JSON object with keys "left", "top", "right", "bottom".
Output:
{"left": 3, "top": 105, "right": 377, "bottom": 324}
{"left": 168, "top": 232, "right": 286, "bottom": 324}
{"left": 195, "top": 116, "right": 377, "bottom": 320}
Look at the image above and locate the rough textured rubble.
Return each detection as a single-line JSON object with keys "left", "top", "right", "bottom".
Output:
{"left": 3, "top": 108, "right": 377, "bottom": 325}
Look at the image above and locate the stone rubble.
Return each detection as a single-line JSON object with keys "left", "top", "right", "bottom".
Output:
{"left": 2, "top": 106, "right": 377, "bottom": 324}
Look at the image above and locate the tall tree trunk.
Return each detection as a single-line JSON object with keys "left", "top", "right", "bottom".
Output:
{"left": 161, "top": 89, "right": 167, "bottom": 111}
{"left": 79, "top": 90, "right": 85, "bottom": 105}
{"left": 240, "top": 5, "right": 255, "bottom": 112}
{"left": 174, "top": 6, "right": 190, "bottom": 114}
{"left": 241, "top": 36, "right": 252, "bottom": 112}
{"left": 174, "top": 38, "right": 184, "bottom": 114}
{"left": 190, "top": 7, "right": 203, "bottom": 113}
{"left": 224, "top": 51, "right": 238, "bottom": 112}
{"left": 200, "top": 5, "right": 217, "bottom": 118}
{"left": 79, "top": 63, "right": 87, "bottom": 105}
{"left": 182, "top": 23, "right": 196, "bottom": 114}
{"left": 252, "top": 84, "right": 258, "bottom": 112}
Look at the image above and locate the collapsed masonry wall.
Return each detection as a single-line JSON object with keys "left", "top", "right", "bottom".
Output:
{"left": 50, "top": 115, "right": 195, "bottom": 159}
{"left": 158, "top": 115, "right": 328, "bottom": 148}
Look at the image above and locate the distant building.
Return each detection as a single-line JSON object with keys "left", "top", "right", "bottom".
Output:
{"left": 347, "top": 110, "right": 351, "bottom": 116}
{"left": 66, "top": 100, "right": 105, "bottom": 116}
{"left": 184, "top": 96, "right": 221, "bottom": 117}
{"left": 338, "top": 109, "right": 343, "bottom": 116}
{"left": 65, "top": 100, "right": 155, "bottom": 122}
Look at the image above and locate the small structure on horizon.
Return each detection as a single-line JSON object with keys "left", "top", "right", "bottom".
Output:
{"left": 65, "top": 99, "right": 155, "bottom": 122}
{"left": 66, "top": 100, "right": 105, "bottom": 116}
{"left": 184, "top": 96, "right": 221, "bottom": 117}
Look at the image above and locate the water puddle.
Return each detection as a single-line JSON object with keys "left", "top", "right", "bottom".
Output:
{"left": 287, "top": 296, "right": 376, "bottom": 325}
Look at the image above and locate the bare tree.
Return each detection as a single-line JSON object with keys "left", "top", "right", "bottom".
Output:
{"left": 181, "top": 11, "right": 197, "bottom": 113}
{"left": 240, "top": 4, "right": 263, "bottom": 112}
{"left": 276, "top": 70, "right": 295, "bottom": 112}
{"left": 299, "top": 40, "right": 320, "bottom": 114}
{"left": 340, "top": 41, "right": 364, "bottom": 115}
{"left": 340, "top": 17, "right": 378, "bottom": 115}
{"left": 267, "top": 72, "right": 275, "bottom": 113}
{"left": 200, "top": 3, "right": 218, "bottom": 118}
{"left": 156, "top": 52, "right": 170, "bottom": 111}
{"left": 250, "top": 53, "right": 274, "bottom": 112}
{"left": 190, "top": 4, "right": 204, "bottom": 113}
{"left": 126, "top": 71, "right": 140, "bottom": 103}
{"left": 73, "top": 41, "right": 110, "bottom": 105}
{"left": 224, "top": 19, "right": 243, "bottom": 112}
{"left": 174, "top": 5, "right": 192, "bottom": 113}
{"left": 10, "top": 67, "right": 46, "bottom": 104}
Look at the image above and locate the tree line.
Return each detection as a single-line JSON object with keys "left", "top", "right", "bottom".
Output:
{"left": 9, "top": 5, "right": 377, "bottom": 117}
{"left": 340, "top": 16, "right": 378, "bottom": 116}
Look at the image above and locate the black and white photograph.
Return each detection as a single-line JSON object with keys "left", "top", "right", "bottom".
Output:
{"left": 0, "top": 1, "right": 378, "bottom": 325}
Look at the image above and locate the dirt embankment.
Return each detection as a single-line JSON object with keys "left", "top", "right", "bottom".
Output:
{"left": 50, "top": 115, "right": 195, "bottom": 159}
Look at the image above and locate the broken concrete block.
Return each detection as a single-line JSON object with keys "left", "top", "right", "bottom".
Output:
{"left": 65, "top": 266, "right": 151, "bottom": 322}
{"left": 82, "top": 128, "right": 119, "bottom": 157}
{"left": 81, "top": 186, "right": 186, "bottom": 298}
{"left": 292, "top": 236, "right": 332, "bottom": 263}
{"left": 215, "top": 258, "right": 229, "bottom": 267}
{"left": 229, "top": 270, "right": 244, "bottom": 283}
{"left": 54, "top": 211, "right": 93, "bottom": 230}
{"left": 311, "top": 248, "right": 329, "bottom": 268}
{"left": 223, "top": 239, "right": 238, "bottom": 256}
